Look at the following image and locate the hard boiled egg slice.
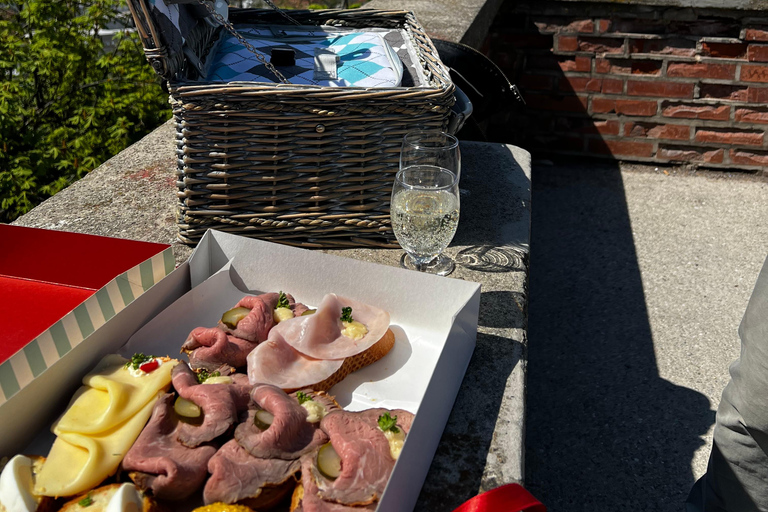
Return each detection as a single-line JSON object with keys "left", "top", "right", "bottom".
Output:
{"left": 0, "top": 455, "right": 40, "bottom": 512}
{"left": 105, "top": 483, "right": 144, "bottom": 512}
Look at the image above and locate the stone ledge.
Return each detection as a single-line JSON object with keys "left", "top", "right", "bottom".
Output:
{"left": 552, "top": 0, "right": 768, "bottom": 11}
{"left": 11, "top": 2, "right": 532, "bottom": 506}
{"left": 13, "top": 116, "right": 533, "bottom": 508}
{"left": 366, "top": 0, "right": 504, "bottom": 48}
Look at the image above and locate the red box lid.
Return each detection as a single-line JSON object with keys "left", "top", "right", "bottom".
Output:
{"left": 0, "top": 225, "right": 171, "bottom": 363}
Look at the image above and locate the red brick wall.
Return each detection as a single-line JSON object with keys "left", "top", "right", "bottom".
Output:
{"left": 488, "top": 1, "right": 768, "bottom": 172}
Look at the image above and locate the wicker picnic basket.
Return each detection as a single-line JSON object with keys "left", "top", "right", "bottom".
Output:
{"left": 126, "top": 2, "right": 457, "bottom": 248}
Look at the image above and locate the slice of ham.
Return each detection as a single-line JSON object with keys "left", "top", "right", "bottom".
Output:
{"left": 182, "top": 326, "right": 257, "bottom": 372}
{"left": 274, "top": 294, "right": 390, "bottom": 360}
{"left": 314, "top": 408, "right": 414, "bottom": 506}
{"left": 121, "top": 394, "right": 217, "bottom": 501}
{"left": 234, "top": 385, "right": 328, "bottom": 460}
{"left": 171, "top": 364, "right": 252, "bottom": 447}
{"left": 217, "top": 293, "right": 279, "bottom": 342}
{"left": 247, "top": 333, "right": 343, "bottom": 390}
{"left": 204, "top": 439, "right": 300, "bottom": 505}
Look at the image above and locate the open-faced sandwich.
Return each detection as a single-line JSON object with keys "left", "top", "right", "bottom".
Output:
{"left": 290, "top": 408, "right": 413, "bottom": 511}
{"left": 247, "top": 293, "right": 395, "bottom": 392}
{"left": 182, "top": 292, "right": 308, "bottom": 373}
{"left": 34, "top": 354, "right": 179, "bottom": 499}
{"left": 1, "top": 290, "right": 411, "bottom": 512}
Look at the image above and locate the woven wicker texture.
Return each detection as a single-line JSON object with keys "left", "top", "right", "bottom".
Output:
{"left": 128, "top": 5, "right": 455, "bottom": 247}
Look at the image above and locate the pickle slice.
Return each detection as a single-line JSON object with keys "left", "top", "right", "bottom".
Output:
{"left": 253, "top": 409, "right": 274, "bottom": 431}
{"left": 273, "top": 307, "right": 294, "bottom": 323}
{"left": 221, "top": 307, "right": 251, "bottom": 329}
{"left": 316, "top": 442, "right": 342, "bottom": 480}
{"left": 301, "top": 309, "right": 317, "bottom": 316}
{"left": 201, "top": 375, "right": 233, "bottom": 385}
{"left": 174, "top": 396, "right": 201, "bottom": 419}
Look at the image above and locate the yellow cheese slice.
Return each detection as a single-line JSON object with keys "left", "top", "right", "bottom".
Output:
{"left": 34, "top": 391, "right": 161, "bottom": 498}
{"left": 53, "top": 354, "right": 177, "bottom": 435}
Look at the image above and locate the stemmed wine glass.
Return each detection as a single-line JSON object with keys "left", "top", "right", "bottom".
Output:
{"left": 390, "top": 131, "right": 461, "bottom": 276}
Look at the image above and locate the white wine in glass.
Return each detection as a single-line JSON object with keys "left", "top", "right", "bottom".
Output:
{"left": 391, "top": 164, "right": 460, "bottom": 275}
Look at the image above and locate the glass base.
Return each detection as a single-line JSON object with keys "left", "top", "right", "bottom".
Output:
{"left": 400, "top": 253, "right": 455, "bottom": 276}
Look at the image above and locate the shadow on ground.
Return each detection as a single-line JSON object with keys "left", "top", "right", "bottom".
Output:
{"left": 525, "top": 159, "right": 714, "bottom": 511}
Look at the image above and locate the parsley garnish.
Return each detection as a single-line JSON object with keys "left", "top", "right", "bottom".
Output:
{"left": 196, "top": 369, "right": 220, "bottom": 384}
{"left": 296, "top": 391, "right": 311, "bottom": 404}
{"left": 78, "top": 494, "right": 93, "bottom": 507}
{"left": 125, "top": 353, "right": 155, "bottom": 371}
{"left": 377, "top": 412, "right": 399, "bottom": 434}
{"left": 340, "top": 307, "right": 353, "bottom": 323}
{"left": 277, "top": 291, "right": 290, "bottom": 309}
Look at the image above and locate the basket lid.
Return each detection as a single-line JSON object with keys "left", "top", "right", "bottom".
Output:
{"left": 127, "top": 0, "right": 216, "bottom": 80}
{"left": 128, "top": 3, "right": 453, "bottom": 92}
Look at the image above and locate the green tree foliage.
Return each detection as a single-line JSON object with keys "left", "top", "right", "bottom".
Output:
{"left": 0, "top": 0, "right": 171, "bottom": 222}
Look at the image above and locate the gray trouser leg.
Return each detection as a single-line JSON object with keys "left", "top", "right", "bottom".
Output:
{"left": 687, "top": 255, "right": 768, "bottom": 511}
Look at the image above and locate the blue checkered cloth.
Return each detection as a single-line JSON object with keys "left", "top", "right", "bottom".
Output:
{"left": 205, "top": 26, "right": 405, "bottom": 87}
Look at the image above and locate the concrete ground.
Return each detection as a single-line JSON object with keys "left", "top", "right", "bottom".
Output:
{"left": 525, "top": 158, "right": 768, "bottom": 511}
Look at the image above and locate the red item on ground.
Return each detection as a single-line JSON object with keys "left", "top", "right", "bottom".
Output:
{"left": 0, "top": 225, "right": 170, "bottom": 364}
{"left": 451, "top": 483, "right": 546, "bottom": 512}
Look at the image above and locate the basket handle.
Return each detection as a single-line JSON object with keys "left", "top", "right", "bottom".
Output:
{"left": 260, "top": 0, "right": 303, "bottom": 26}
{"left": 194, "top": 0, "right": 291, "bottom": 84}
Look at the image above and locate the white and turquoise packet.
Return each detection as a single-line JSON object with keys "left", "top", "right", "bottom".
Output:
{"left": 205, "top": 25, "right": 413, "bottom": 88}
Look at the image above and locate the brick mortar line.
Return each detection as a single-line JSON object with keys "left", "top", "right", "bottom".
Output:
{"left": 528, "top": 147, "right": 766, "bottom": 171}
{"left": 554, "top": 51, "right": 756, "bottom": 65}
{"left": 541, "top": 118, "right": 768, "bottom": 134}
{"left": 563, "top": 118, "right": 768, "bottom": 133}
{"left": 541, "top": 31, "right": 752, "bottom": 42}
{"left": 507, "top": 2, "right": 768, "bottom": 20}
{"left": 540, "top": 77, "right": 768, "bottom": 92}
{"left": 576, "top": 91, "right": 768, "bottom": 104}
{"left": 546, "top": 111, "right": 768, "bottom": 129}
{"left": 530, "top": 149, "right": 689, "bottom": 166}
{"left": 525, "top": 74, "right": 768, "bottom": 84}
{"left": 697, "top": 77, "right": 765, "bottom": 85}
{"left": 595, "top": 132, "right": 765, "bottom": 145}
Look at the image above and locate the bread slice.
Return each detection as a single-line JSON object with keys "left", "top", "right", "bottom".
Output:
{"left": 191, "top": 504, "right": 256, "bottom": 512}
{"left": 58, "top": 484, "right": 159, "bottom": 512}
{"left": 285, "top": 328, "right": 395, "bottom": 393}
{"left": 238, "top": 477, "right": 296, "bottom": 511}
{"left": 289, "top": 482, "right": 304, "bottom": 512}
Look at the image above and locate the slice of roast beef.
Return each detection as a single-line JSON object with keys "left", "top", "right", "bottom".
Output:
{"left": 171, "top": 363, "right": 252, "bottom": 447}
{"left": 296, "top": 454, "right": 377, "bottom": 512}
{"left": 217, "top": 293, "right": 280, "bottom": 342}
{"left": 121, "top": 393, "right": 217, "bottom": 501}
{"left": 289, "top": 389, "right": 342, "bottom": 422}
{"left": 314, "top": 408, "right": 415, "bottom": 506}
{"left": 234, "top": 385, "right": 328, "bottom": 460}
{"left": 289, "top": 294, "right": 310, "bottom": 317}
{"left": 204, "top": 438, "right": 300, "bottom": 506}
{"left": 182, "top": 326, "right": 257, "bottom": 371}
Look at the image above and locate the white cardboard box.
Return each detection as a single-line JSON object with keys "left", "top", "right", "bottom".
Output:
{"left": 8, "top": 230, "right": 481, "bottom": 511}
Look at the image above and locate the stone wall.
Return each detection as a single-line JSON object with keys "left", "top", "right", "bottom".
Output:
{"left": 487, "top": 0, "right": 768, "bottom": 171}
